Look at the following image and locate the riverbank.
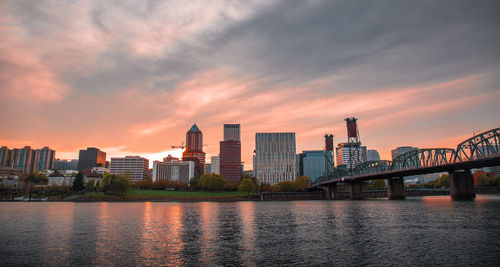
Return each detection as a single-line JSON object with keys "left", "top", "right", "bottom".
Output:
{"left": 74, "top": 189, "right": 260, "bottom": 202}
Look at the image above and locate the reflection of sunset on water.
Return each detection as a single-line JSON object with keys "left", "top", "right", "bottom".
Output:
{"left": 200, "top": 202, "right": 218, "bottom": 265}
{"left": 238, "top": 202, "right": 257, "bottom": 267}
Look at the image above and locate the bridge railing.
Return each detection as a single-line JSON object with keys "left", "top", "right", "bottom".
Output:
{"left": 454, "top": 127, "right": 500, "bottom": 162}
{"left": 392, "top": 148, "right": 455, "bottom": 170}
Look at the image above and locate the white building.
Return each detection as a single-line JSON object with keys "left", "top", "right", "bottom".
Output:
{"left": 336, "top": 143, "right": 367, "bottom": 168}
{"left": 152, "top": 158, "right": 194, "bottom": 184}
{"left": 255, "top": 133, "right": 296, "bottom": 185}
{"left": 110, "top": 156, "right": 149, "bottom": 183}
{"left": 211, "top": 156, "right": 220, "bottom": 174}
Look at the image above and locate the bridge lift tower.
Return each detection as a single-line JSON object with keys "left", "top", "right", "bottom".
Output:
{"left": 324, "top": 134, "right": 334, "bottom": 177}
{"left": 345, "top": 117, "right": 362, "bottom": 173}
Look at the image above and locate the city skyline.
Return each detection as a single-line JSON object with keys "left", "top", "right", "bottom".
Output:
{"left": 1, "top": 1, "right": 499, "bottom": 170}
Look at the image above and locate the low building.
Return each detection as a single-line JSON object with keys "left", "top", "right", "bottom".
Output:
{"left": 153, "top": 157, "right": 194, "bottom": 184}
{"left": 110, "top": 156, "right": 149, "bottom": 183}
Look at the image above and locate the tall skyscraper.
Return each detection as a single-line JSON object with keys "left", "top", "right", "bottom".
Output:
{"left": 78, "top": 147, "right": 107, "bottom": 171}
{"left": 223, "top": 124, "right": 240, "bottom": 141}
{"left": 110, "top": 156, "right": 150, "bottom": 183}
{"left": 182, "top": 124, "right": 206, "bottom": 178}
{"left": 36, "top": 147, "right": 56, "bottom": 171}
{"left": 220, "top": 124, "right": 241, "bottom": 182}
{"left": 255, "top": 132, "right": 296, "bottom": 185}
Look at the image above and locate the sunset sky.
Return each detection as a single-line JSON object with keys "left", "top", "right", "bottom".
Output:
{"left": 1, "top": 0, "right": 499, "bottom": 169}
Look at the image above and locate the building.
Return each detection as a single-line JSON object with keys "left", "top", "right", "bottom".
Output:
{"left": 297, "top": 150, "right": 328, "bottom": 182}
{"left": 211, "top": 156, "right": 220, "bottom": 174}
{"left": 336, "top": 143, "right": 367, "bottom": 168}
{"left": 78, "top": 147, "right": 106, "bottom": 171}
{"left": 255, "top": 133, "right": 296, "bottom": 185}
{"left": 367, "top": 149, "right": 381, "bottom": 161}
{"left": 205, "top": 163, "right": 212, "bottom": 174}
{"left": 182, "top": 124, "right": 206, "bottom": 178}
{"left": 0, "top": 146, "right": 13, "bottom": 168}
{"left": 11, "top": 146, "right": 38, "bottom": 173}
{"left": 35, "top": 147, "right": 55, "bottom": 171}
{"left": 223, "top": 123, "right": 240, "bottom": 142}
{"left": 153, "top": 157, "right": 195, "bottom": 184}
{"left": 110, "top": 156, "right": 149, "bottom": 183}
{"left": 391, "top": 146, "right": 418, "bottom": 160}
{"left": 54, "top": 159, "right": 79, "bottom": 170}
{"left": 242, "top": 170, "right": 254, "bottom": 178}
{"left": 220, "top": 124, "right": 242, "bottom": 182}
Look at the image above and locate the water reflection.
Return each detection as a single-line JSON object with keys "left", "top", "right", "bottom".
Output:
{"left": 43, "top": 203, "right": 74, "bottom": 265}
{"left": 238, "top": 202, "right": 257, "bottom": 267}
{"left": 1, "top": 196, "right": 500, "bottom": 266}
{"left": 199, "top": 202, "right": 218, "bottom": 265}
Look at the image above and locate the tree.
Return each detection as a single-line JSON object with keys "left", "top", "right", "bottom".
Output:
{"left": 72, "top": 172, "right": 85, "bottom": 191}
{"left": 238, "top": 178, "right": 256, "bottom": 197}
{"left": 294, "top": 176, "right": 311, "bottom": 191}
{"left": 137, "top": 178, "right": 153, "bottom": 189}
{"left": 477, "top": 173, "right": 490, "bottom": 187}
{"left": 20, "top": 172, "right": 48, "bottom": 185}
{"left": 95, "top": 180, "right": 101, "bottom": 191}
{"left": 190, "top": 177, "right": 200, "bottom": 190}
{"left": 102, "top": 173, "right": 130, "bottom": 196}
{"left": 85, "top": 179, "right": 95, "bottom": 192}
{"left": 199, "top": 173, "right": 226, "bottom": 191}
{"left": 365, "top": 179, "right": 386, "bottom": 189}
{"left": 278, "top": 181, "right": 295, "bottom": 192}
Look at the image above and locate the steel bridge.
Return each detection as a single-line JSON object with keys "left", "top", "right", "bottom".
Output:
{"left": 314, "top": 127, "right": 500, "bottom": 200}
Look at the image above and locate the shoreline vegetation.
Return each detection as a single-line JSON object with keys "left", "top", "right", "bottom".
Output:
{"left": 75, "top": 189, "right": 260, "bottom": 202}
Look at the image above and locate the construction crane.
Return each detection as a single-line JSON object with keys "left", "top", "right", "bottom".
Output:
{"left": 171, "top": 141, "right": 185, "bottom": 149}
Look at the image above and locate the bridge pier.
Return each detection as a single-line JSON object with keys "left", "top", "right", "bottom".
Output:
{"left": 323, "top": 183, "right": 338, "bottom": 200}
{"left": 449, "top": 170, "right": 475, "bottom": 200}
{"left": 387, "top": 177, "right": 405, "bottom": 200}
{"left": 349, "top": 180, "right": 363, "bottom": 200}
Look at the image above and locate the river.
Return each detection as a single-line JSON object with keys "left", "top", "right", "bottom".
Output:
{"left": 1, "top": 195, "right": 499, "bottom": 266}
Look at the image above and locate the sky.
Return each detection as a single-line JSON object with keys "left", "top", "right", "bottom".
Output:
{"left": 1, "top": 0, "right": 499, "bottom": 169}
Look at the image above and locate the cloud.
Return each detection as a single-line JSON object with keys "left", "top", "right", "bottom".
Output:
{"left": 0, "top": 0, "right": 499, "bottom": 169}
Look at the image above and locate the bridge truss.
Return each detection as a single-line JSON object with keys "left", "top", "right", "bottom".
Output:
{"left": 314, "top": 127, "right": 500, "bottom": 185}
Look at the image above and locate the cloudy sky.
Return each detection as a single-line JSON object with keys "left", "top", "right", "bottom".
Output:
{"left": 1, "top": 0, "right": 499, "bottom": 168}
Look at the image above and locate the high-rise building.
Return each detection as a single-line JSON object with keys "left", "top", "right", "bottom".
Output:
{"left": 297, "top": 150, "right": 328, "bottom": 182}
{"left": 78, "top": 147, "right": 106, "bottom": 171}
{"left": 211, "top": 156, "right": 220, "bottom": 174}
{"left": 110, "top": 156, "right": 150, "bottom": 183}
{"left": 220, "top": 124, "right": 241, "bottom": 182}
{"left": 182, "top": 124, "right": 206, "bottom": 178}
{"left": 391, "top": 146, "right": 418, "bottom": 160}
{"left": 255, "top": 132, "right": 296, "bottom": 185}
{"left": 223, "top": 124, "right": 240, "bottom": 141}
{"left": 205, "top": 163, "right": 212, "bottom": 174}
{"left": 0, "top": 146, "right": 13, "bottom": 168}
{"left": 336, "top": 143, "right": 367, "bottom": 168}
{"left": 11, "top": 146, "right": 38, "bottom": 173}
{"left": 35, "top": 147, "right": 55, "bottom": 171}
{"left": 54, "top": 159, "right": 79, "bottom": 170}
{"left": 153, "top": 157, "right": 194, "bottom": 184}
{"left": 367, "top": 149, "right": 381, "bottom": 161}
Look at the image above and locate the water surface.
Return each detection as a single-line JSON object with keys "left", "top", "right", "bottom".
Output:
{"left": 1, "top": 196, "right": 499, "bottom": 266}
